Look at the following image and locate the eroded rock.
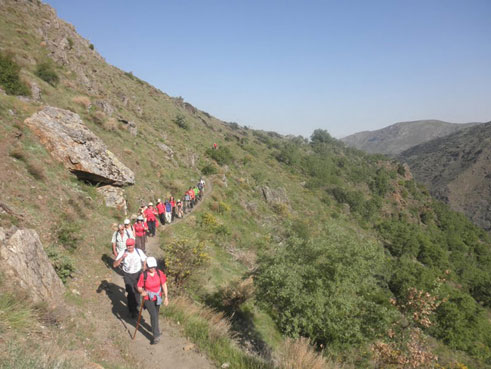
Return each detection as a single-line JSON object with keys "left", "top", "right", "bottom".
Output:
{"left": 97, "top": 185, "right": 127, "bottom": 214}
{"left": 261, "top": 186, "right": 288, "bottom": 205}
{"left": 25, "top": 106, "right": 135, "bottom": 186}
{"left": 0, "top": 226, "right": 64, "bottom": 304}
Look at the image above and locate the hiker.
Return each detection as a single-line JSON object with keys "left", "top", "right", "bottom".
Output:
{"left": 198, "top": 179, "right": 204, "bottom": 200}
{"left": 176, "top": 199, "right": 183, "bottom": 218}
{"left": 156, "top": 199, "right": 165, "bottom": 225}
{"left": 113, "top": 238, "right": 147, "bottom": 318}
{"left": 183, "top": 191, "right": 191, "bottom": 213}
{"left": 213, "top": 142, "right": 217, "bottom": 150}
{"left": 194, "top": 186, "right": 200, "bottom": 202}
{"left": 164, "top": 199, "right": 172, "bottom": 224}
{"left": 124, "top": 218, "right": 135, "bottom": 239}
{"left": 111, "top": 223, "right": 130, "bottom": 257}
{"left": 137, "top": 256, "right": 168, "bottom": 344}
{"left": 133, "top": 215, "right": 148, "bottom": 251}
{"left": 169, "top": 196, "right": 176, "bottom": 221}
{"left": 188, "top": 187, "right": 195, "bottom": 208}
{"left": 144, "top": 202, "right": 158, "bottom": 237}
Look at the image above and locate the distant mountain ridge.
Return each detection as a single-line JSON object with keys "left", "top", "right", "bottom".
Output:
{"left": 341, "top": 119, "right": 481, "bottom": 156}
{"left": 399, "top": 122, "right": 491, "bottom": 231}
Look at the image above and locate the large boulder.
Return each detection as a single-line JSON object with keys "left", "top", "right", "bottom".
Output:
{"left": 25, "top": 106, "right": 135, "bottom": 186}
{"left": 0, "top": 227, "right": 64, "bottom": 304}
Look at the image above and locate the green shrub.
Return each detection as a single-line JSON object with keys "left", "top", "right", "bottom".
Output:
{"left": 173, "top": 114, "right": 189, "bottom": 130}
{"left": 46, "top": 246, "right": 75, "bottom": 284}
{"left": 67, "top": 37, "right": 73, "bottom": 49}
{"left": 35, "top": 61, "right": 59, "bottom": 86}
{"left": 162, "top": 239, "right": 209, "bottom": 287}
{"left": 89, "top": 43, "right": 94, "bottom": 50}
{"left": 0, "top": 52, "right": 30, "bottom": 95}
{"left": 56, "top": 221, "right": 81, "bottom": 251}
{"left": 201, "top": 163, "right": 217, "bottom": 175}
{"left": 255, "top": 232, "right": 393, "bottom": 350}
{"left": 205, "top": 146, "right": 233, "bottom": 166}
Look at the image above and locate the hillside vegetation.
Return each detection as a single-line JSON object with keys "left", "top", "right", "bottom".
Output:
{"left": 399, "top": 122, "right": 491, "bottom": 232}
{"left": 1, "top": 1, "right": 490, "bottom": 369}
{"left": 341, "top": 120, "right": 480, "bottom": 156}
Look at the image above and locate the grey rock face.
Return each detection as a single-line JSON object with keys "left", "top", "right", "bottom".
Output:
{"left": 0, "top": 227, "right": 64, "bottom": 304}
{"left": 261, "top": 186, "right": 288, "bottom": 205}
{"left": 97, "top": 185, "right": 127, "bottom": 214}
{"left": 25, "top": 106, "right": 135, "bottom": 186}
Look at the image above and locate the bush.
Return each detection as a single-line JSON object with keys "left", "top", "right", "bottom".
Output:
{"left": 56, "top": 221, "right": 81, "bottom": 251}
{"left": 35, "top": 61, "right": 59, "bottom": 86}
{"left": 255, "top": 232, "right": 393, "bottom": 350}
{"left": 205, "top": 146, "right": 234, "bottom": 166}
{"left": 162, "top": 239, "right": 209, "bottom": 287}
{"left": 173, "top": 114, "right": 189, "bottom": 130}
{"left": 201, "top": 163, "right": 217, "bottom": 175}
{"left": 46, "top": 246, "right": 75, "bottom": 284}
{"left": 89, "top": 43, "right": 94, "bottom": 50}
{"left": 0, "top": 52, "right": 30, "bottom": 95}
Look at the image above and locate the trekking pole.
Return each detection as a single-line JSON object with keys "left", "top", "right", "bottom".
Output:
{"left": 132, "top": 296, "right": 145, "bottom": 340}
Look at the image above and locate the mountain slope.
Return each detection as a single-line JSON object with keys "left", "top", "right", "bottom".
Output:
{"left": 341, "top": 120, "right": 480, "bottom": 155}
{"left": 1, "top": 1, "right": 490, "bottom": 369}
{"left": 399, "top": 122, "right": 491, "bottom": 232}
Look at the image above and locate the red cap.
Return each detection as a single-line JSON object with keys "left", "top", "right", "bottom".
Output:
{"left": 126, "top": 238, "right": 135, "bottom": 246}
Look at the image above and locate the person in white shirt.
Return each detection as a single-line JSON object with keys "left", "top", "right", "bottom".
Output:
{"left": 113, "top": 238, "right": 147, "bottom": 318}
{"left": 123, "top": 218, "right": 135, "bottom": 239}
{"left": 111, "top": 224, "right": 130, "bottom": 257}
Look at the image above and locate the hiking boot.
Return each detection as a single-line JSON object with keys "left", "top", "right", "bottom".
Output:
{"left": 151, "top": 336, "right": 160, "bottom": 345}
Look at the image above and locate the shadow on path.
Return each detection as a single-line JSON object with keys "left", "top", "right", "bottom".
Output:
{"left": 96, "top": 279, "right": 153, "bottom": 341}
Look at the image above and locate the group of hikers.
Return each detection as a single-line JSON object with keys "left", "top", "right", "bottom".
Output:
{"left": 110, "top": 178, "right": 205, "bottom": 345}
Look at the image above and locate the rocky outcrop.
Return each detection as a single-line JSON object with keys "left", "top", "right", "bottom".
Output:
{"left": 25, "top": 106, "right": 135, "bottom": 186}
{"left": 118, "top": 118, "right": 137, "bottom": 136}
{"left": 261, "top": 186, "right": 288, "bottom": 205}
{"left": 97, "top": 185, "right": 127, "bottom": 214}
{"left": 0, "top": 226, "right": 64, "bottom": 304}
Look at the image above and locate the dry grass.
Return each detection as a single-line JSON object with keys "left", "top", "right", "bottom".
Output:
{"left": 90, "top": 110, "right": 106, "bottom": 125}
{"left": 171, "top": 295, "right": 232, "bottom": 340}
{"left": 72, "top": 95, "right": 91, "bottom": 109}
{"left": 103, "top": 117, "right": 118, "bottom": 131}
{"left": 276, "top": 337, "right": 342, "bottom": 369}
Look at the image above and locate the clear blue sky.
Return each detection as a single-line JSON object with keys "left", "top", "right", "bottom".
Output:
{"left": 45, "top": 0, "right": 491, "bottom": 138}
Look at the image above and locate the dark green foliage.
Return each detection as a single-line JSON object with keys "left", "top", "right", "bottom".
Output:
{"left": 0, "top": 52, "right": 30, "bottom": 95}
{"left": 310, "top": 129, "right": 335, "bottom": 145}
{"left": 56, "top": 221, "right": 81, "bottom": 251}
{"left": 431, "top": 287, "right": 491, "bottom": 362}
{"left": 89, "top": 43, "right": 94, "bottom": 50}
{"left": 275, "top": 142, "right": 301, "bottom": 166}
{"left": 35, "top": 61, "right": 59, "bottom": 86}
{"left": 173, "top": 114, "right": 189, "bottom": 130}
{"left": 46, "top": 246, "right": 75, "bottom": 284}
{"left": 201, "top": 163, "right": 217, "bottom": 175}
{"left": 67, "top": 37, "right": 74, "bottom": 49}
{"left": 205, "top": 146, "right": 233, "bottom": 166}
{"left": 255, "top": 234, "right": 394, "bottom": 350}
{"left": 369, "top": 168, "right": 391, "bottom": 196}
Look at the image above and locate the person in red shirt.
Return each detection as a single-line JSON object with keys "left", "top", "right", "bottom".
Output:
{"left": 133, "top": 216, "right": 148, "bottom": 251}
{"left": 156, "top": 199, "right": 165, "bottom": 225}
{"left": 169, "top": 196, "right": 176, "bottom": 221}
{"left": 137, "top": 257, "right": 168, "bottom": 344}
{"left": 144, "top": 202, "right": 158, "bottom": 237}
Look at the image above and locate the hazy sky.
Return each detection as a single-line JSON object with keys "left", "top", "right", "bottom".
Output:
{"left": 45, "top": 0, "right": 491, "bottom": 138}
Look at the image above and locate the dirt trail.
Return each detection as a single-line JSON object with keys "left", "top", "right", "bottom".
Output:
{"left": 93, "top": 184, "right": 215, "bottom": 369}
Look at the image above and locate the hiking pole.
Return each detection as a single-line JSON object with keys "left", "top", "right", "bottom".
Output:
{"left": 132, "top": 296, "right": 145, "bottom": 340}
